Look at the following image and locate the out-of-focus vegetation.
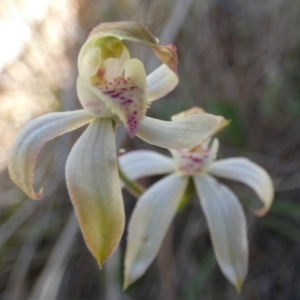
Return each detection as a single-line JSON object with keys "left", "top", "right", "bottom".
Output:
{"left": 1, "top": 0, "right": 300, "bottom": 299}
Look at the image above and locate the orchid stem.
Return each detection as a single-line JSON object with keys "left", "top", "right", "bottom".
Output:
{"left": 118, "top": 164, "right": 145, "bottom": 198}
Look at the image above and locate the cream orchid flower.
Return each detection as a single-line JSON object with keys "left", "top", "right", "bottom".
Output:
{"left": 8, "top": 22, "right": 228, "bottom": 267}
{"left": 120, "top": 109, "right": 274, "bottom": 291}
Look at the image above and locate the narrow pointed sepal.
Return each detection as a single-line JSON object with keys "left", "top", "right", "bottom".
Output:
{"left": 124, "top": 173, "right": 188, "bottom": 288}
{"left": 194, "top": 175, "right": 248, "bottom": 289}
{"left": 8, "top": 110, "right": 94, "bottom": 200}
{"left": 235, "top": 280, "right": 243, "bottom": 293}
{"left": 66, "top": 119, "right": 125, "bottom": 266}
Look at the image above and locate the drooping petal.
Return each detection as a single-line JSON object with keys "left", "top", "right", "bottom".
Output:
{"left": 124, "top": 173, "right": 188, "bottom": 288}
{"left": 8, "top": 110, "right": 94, "bottom": 200}
{"left": 119, "top": 150, "right": 175, "bottom": 182}
{"left": 147, "top": 64, "right": 178, "bottom": 102}
{"left": 208, "top": 158, "right": 274, "bottom": 216}
{"left": 194, "top": 175, "right": 248, "bottom": 291}
{"left": 77, "top": 75, "right": 113, "bottom": 118}
{"left": 89, "top": 59, "right": 148, "bottom": 137}
{"left": 137, "top": 114, "right": 228, "bottom": 150}
{"left": 66, "top": 118, "right": 125, "bottom": 267}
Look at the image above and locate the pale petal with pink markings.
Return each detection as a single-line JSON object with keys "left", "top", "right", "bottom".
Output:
{"left": 90, "top": 58, "right": 148, "bottom": 137}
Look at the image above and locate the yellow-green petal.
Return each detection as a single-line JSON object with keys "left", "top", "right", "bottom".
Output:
{"left": 66, "top": 118, "right": 125, "bottom": 266}
{"left": 88, "top": 21, "right": 158, "bottom": 45}
{"left": 8, "top": 110, "right": 94, "bottom": 200}
{"left": 79, "top": 21, "right": 178, "bottom": 88}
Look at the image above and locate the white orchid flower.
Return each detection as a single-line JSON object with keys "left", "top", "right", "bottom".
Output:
{"left": 120, "top": 110, "right": 274, "bottom": 290}
{"left": 8, "top": 22, "right": 228, "bottom": 267}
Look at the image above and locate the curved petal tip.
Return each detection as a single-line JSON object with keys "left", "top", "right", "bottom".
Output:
{"left": 254, "top": 206, "right": 269, "bottom": 217}
{"left": 235, "top": 281, "right": 243, "bottom": 293}
{"left": 36, "top": 188, "right": 44, "bottom": 200}
{"left": 8, "top": 110, "right": 94, "bottom": 201}
{"left": 66, "top": 119, "right": 125, "bottom": 267}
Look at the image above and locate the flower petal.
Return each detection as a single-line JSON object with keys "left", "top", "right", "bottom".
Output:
{"left": 78, "top": 38, "right": 129, "bottom": 78}
{"left": 136, "top": 114, "right": 228, "bottom": 150}
{"left": 125, "top": 58, "right": 147, "bottom": 90}
{"left": 77, "top": 76, "right": 113, "bottom": 118}
{"left": 208, "top": 158, "right": 274, "bottom": 216}
{"left": 87, "top": 21, "right": 158, "bottom": 45}
{"left": 8, "top": 110, "right": 94, "bottom": 200}
{"left": 66, "top": 119, "right": 125, "bottom": 266}
{"left": 169, "top": 139, "right": 220, "bottom": 176}
{"left": 152, "top": 44, "right": 178, "bottom": 75}
{"left": 171, "top": 106, "right": 206, "bottom": 121}
{"left": 80, "top": 46, "right": 102, "bottom": 76}
{"left": 119, "top": 150, "right": 175, "bottom": 182}
{"left": 104, "top": 47, "right": 130, "bottom": 82}
{"left": 80, "top": 22, "right": 178, "bottom": 87}
{"left": 124, "top": 173, "right": 188, "bottom": 288}
{"left": 194, "top": 175, "right": 248, "bottom": 291}
{"left": 90, "top": 59, "right": 148, "bottom": 137}
{"left": 146, "top": 64, "right": 178, "bottom": 102}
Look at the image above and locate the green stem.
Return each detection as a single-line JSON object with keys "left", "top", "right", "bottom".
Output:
{"left": 118, "top": 164, "right": 145, "bottom": 198}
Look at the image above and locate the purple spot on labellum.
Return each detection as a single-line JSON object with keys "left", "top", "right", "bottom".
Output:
{"left": 111, "top": 93, "right": 121, "bottom": 98}
{"left": 192, "top": 158, "right": 202, "bottom": 163}
{"left": 103, "top": 90, "right": 115, "bottom": 95}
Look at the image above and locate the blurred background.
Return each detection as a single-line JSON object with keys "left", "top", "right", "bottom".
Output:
{"left": 1, "top": 0, "right": 300, "bottom": 299}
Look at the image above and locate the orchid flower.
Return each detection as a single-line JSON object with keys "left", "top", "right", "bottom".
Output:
{"left": 8, "top": 22, "right": 228, "bottom": 267}
{"left": 120, "top": 108, "right": 274, "bottom": 291}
